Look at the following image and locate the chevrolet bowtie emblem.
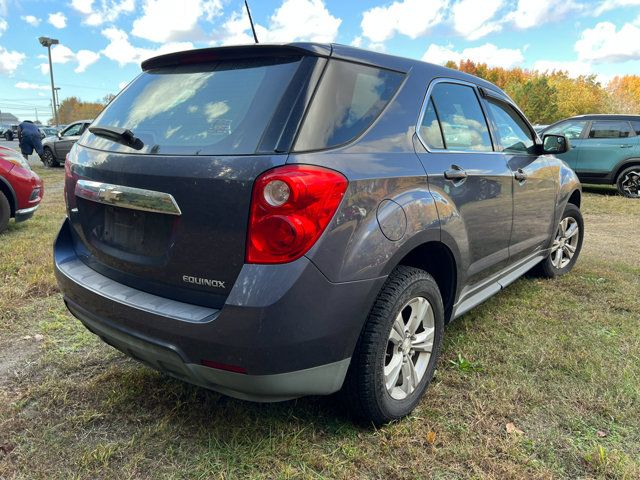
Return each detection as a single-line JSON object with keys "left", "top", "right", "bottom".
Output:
{"left": 98, "top": 188, "right": 123, "bottom": 202}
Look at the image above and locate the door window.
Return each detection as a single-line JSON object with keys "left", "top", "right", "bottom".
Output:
{"left": 485, "top": 99, "right": 535, "bottom": 153}
{"left": 631, "top": 120, "right": 640, "bottom": 135}
{"left": 62, "top": 123, "right": 83, "bottom": 137}
{"left": 588, "top": 121, "right": 633, "bottom": 139}
{"left": 546, "top": 120, "right": 587, "bottom": 140}
{"left": 430, "top": 83, "right": 492, "bottom": 152}
{"left": 418, "top": 98, "right": 445, "bottom": 149}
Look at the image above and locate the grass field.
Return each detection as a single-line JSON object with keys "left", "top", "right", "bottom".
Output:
{"left": 1, "top": 165, "right": 639, "bottom": 479}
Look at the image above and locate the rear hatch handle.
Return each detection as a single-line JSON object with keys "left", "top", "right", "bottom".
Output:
{"left": 75, "top": 180, "right": 182, "bottom": 216}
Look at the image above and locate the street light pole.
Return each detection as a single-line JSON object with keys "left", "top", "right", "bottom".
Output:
{"left": 39, "top": 37, "right": 59, "bottom": 126}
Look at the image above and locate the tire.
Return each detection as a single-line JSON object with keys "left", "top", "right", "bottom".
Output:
{"left": 42, "top": 147, "right": 59, "bottom": 168}
{"left": 533, "top": 203, "right": 584, "bottom": 278}
{"left": 344, "top": 266, "right": 444, "bottom": 425}
{"left": 4, "top": 132, "right": 12, "bottom": 141}
{"left": 616, "top": 165, "right": 640, "bottom": 198}
{"left": 0, "top": 192, "right": 10, "bottom": 234}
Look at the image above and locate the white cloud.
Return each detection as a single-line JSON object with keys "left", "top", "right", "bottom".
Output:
{"left": 0, "top": 18, "right": 7, "bottom": 36}
{"left": 575, "top": 17, "right": 640, "bottom": 63}
{"left": 215, "top": 0, "right": 341, "bottom": 46}
{"left": 16, "top": 81, "right": 50, "bottom": 91}
{"left": 255, "top": 0, "right": 341, "bottom": 43}
{"left": 423, "top": 43, "right": 525, "bottom": 68}
{"left": 452, "top": 0, "right": 504, "bottom": 40}
{"left": 76, "top": 50, "right": 100, "bottom": 72}
{"left": 48, "top": 12, "right": 67, "bottom": 29}
{"left": 533, "top": 59, "right": 593, "bottom": 77}
{"left": 21, "top": 15, "right": 40, "bottom": 26}
{"left": 0, "top": 46, "right": 25, "bottom": 75}
{"left": 132, "top": 0, "right": 222, "bottom": 43}
{"left": 39, "top": 44, "right": 100, "bottom": 74}
{"left": 71, "top": 0, "right": 136, "bottom": 26}
{"left": 350, "top": 36, "right": 363, "bottom": 48}
{"left": 213, "top": 9, "right": 256, "bottom": 45}
{"left": 361, "top": 0, "right": 448, "bottom": 43}
{"left": 594, "top": 0, "right": 640, "bottom": 16}
{"left": 508, "top": 0, "right": 582, "bottom": 30}
{"left": 102, "top": 27, "right": 193, "bottom": 66}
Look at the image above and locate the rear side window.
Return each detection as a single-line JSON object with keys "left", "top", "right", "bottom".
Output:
{"left": 547, "top": 120, "right": 587, "bottom": 140}
{"left": 419, "top": 98, "right": 445, "bottom": 149}
{"left": 588, "top": 120, "right": 633, "bottom": 139}
{"left": 631, "top": 120, "right": 640, "bottom": 135}
{"left": 81, "top": 57, "right": 303, "bottom": 155}
{"left": 430, "top": 83, "right": 492, "bottom": 152}
{"left": 485, "top": 99, "right": 535, "bottom": 153}
{"left": 294, "top": 60, "right": 404, "bottom": 151}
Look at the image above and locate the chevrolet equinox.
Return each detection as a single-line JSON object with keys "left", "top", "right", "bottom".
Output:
{"left": 54, "top": 44, "right": 583, "bottom": 425}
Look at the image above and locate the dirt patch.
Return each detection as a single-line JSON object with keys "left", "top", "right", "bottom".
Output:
{"left": 0, "top": 337, "right": 40, "bottom": 391}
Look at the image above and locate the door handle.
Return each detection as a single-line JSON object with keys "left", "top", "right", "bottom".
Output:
{"left": 444, "top": 165, "right": 467, "bottom": 181}
{"left": 514, "top": 169, "right": 527, "bottom": 182}
{"left": 620, "top": 145, "right": 633, "bottom": 148}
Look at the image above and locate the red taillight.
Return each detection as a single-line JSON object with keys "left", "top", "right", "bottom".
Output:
{"left": 246, "top": 165, "right": 348, "bottom": 264}
{"left": 64, "top": 153, "right": 78, "bottom": 210}
{"left": 201, "top": 359, "right": 247, "bottom": 374}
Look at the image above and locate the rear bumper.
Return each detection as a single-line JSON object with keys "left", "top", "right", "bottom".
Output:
{"left": 54, "top": 219, "right": 384, "bottom": 401}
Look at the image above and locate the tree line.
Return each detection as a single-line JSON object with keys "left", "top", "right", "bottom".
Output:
{"left": 48, "top": 94, "right": 115, "bottom": 125}
{"left": 445, "top": 60, "right": 640, "bottom": 125}
{"left": 49, "top": 63, "right": 640, "bottom": 127}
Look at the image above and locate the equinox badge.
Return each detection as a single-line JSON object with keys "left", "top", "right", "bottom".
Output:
{"left": 182, "top": 275, "right": 226, "bottom": 289}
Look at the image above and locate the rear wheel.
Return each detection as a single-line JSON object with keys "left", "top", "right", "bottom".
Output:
{"left": 533, "top": 203, "right": 584, "bottom": 278}
{"left": 42, "top": 147, "right": 59, "bottom": 168}
{"left": 4, "top": 131, "right": 12, "bottom": 141}
{"left": 344, "top": 266, "right": 444, "bottom": 425}
{"left": 0, "top": 192, "right": 10, "bottom": 233}
{"left": 616, "top": 165, "right": 640, "bottom": 198}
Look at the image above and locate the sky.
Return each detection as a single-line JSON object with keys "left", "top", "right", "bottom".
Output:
{"left": 1, "top": 0, "right": 640, "bottom": 122}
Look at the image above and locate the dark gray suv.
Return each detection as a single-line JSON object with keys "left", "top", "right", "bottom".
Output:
{"left": 54, "top": 44, "right": 583, "bottom": 424}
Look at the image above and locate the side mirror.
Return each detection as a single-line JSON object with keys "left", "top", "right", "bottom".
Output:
{"left": 542, "top": 134, "right": 569, "bottom": 154}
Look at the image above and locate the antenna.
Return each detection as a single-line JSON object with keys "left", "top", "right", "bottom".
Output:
{"left": 244, "top": 0, "right": 259, "bottom": 44}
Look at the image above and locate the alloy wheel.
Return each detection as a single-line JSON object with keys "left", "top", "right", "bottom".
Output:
{"left": 551, "top": 216, "right": 579, "bottom": 269}
{"left": 620, "top": 170, "right": 640, "bottom": 197}
{"left": 384, "top": 296, "right": 435, "bottom": 400}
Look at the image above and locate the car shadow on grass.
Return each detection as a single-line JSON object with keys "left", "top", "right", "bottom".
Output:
{"left": 581, "top": 184, "right": 619, "bottom": 196}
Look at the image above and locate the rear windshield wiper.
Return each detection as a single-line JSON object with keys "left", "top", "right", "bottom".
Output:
{"left": 89, "top": 125, "right": 144, "bottom": 150}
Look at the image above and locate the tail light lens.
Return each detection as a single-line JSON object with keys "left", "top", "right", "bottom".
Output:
{"left": 64, "top": 151, "right": 79, "bottom": 211}
{"left": 246, "top": 165, "right": 348, "bottom": 264}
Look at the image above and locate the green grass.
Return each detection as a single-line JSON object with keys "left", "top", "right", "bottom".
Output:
{"left": 1, "top": 168, "right": 639, "bottom": 479}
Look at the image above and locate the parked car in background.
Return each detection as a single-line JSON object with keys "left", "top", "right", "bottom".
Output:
{"left": 543, "top": 114, "right": 640, "bottom": 198}
{"left": 533, "top": 124, "right": 548, "bottom": 135}
{"left": 54, "top": 43, "right": 583, "bottom": 425}
{"left": 42, "top": 120, "right": 92, "bottom": 167}
{"left": 39, "top": 126, "right": 59, "bottom": 139}
{"left": 2, "top": 125, "right": 18, "bottom": 141}
{"left": 0, "top": 146, "right": 44, "bottom": 233}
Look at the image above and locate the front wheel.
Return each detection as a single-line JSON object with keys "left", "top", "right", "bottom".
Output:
{"left": 616, "top": 166, "right": 640, "bottom": 198}
{"left": 533, "top": 203, "right": 584, "bottom": 278}
{"left": 0, "top": 192, "right": 10, "bottom": 233}
{"left": 42, "top": 148, "right": 59, "bottom": 168}
{"left": 344, "top": 266, "right": 444, "bottom": 425}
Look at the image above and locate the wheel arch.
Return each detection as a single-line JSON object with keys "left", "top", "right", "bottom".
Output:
{"left": 613, "top": 158, "right": 640, "bottom": 183}
{"left": 0, "top": 176, "right": 17, "bottom": 216}
{"left": 394, "top": 240, "right": 458, "bottom": 323}
{"left": 568, "top": 189, "right": 581, "bottom": 208}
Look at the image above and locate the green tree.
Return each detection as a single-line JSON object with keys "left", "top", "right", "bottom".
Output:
{"left": 505, "top": 76, "right": 559, "bottom": 124}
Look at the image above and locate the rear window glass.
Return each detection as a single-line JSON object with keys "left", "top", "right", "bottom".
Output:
{"left": 294, "top": 60, "right": 404, "bottom": 151}
{"left": 430, "top": 83, "right": 492, "bottom": 152}
{"left": 80, "top": 57, "right": 303, "bottom": 155}
{"left": 588, "top": 120, "right": 633, "bottom": 139}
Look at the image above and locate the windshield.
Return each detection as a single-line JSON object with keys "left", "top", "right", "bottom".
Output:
{"left": 80, "top": 57, "right": 304, "bottom": 155}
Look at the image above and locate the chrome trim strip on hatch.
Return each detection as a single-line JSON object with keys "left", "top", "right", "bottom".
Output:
{"left": 75, "top": 180, "right": 182, "bottom": 216}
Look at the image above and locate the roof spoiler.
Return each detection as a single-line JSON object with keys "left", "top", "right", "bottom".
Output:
{"left": 141, "top": 43, "right": 332, "bottom": 71}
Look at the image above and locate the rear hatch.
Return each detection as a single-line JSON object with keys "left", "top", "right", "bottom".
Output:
{"left": 65, "top": 47, "right": 325, "bottom": 308}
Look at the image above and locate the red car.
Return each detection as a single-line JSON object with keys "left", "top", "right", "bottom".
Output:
{"left": 0, "top": 146, "right": 44, "bottom": 233}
